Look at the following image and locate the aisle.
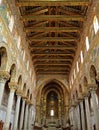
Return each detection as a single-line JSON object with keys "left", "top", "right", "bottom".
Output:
{"left": 48, "top": 126, "right": 57, "bottom": 130}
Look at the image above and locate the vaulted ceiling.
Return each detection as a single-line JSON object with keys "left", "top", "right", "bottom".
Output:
{"left": 16, "top": 0, "right": 91, "bottom": 76}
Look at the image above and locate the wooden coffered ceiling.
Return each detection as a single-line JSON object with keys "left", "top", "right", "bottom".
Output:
{"left": 16, "top": 0, "right": 91, "bottom": 76}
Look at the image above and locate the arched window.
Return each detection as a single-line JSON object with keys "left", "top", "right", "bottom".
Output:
{"left": 93, "top": 15, "right": 99, "bottom": 34}
{"left": 73, "top": 69, "right": 75, "bottom": 79}
{"left": 80, "top": 51, "right": 84, "bottom": 63}
{"left": 50, "top": 110, "right": 54, "bottom": 116}
{"left": 23, "top": 51, "right": 26, "bottom": 61}
{"left": 86, "top": 36, "right": 90, "bottom": 51}
{"left": 27, "top": 60, "right": 29, "bottom": 70}
{"left": 17, "top": 36, "right": 21, "bottom": 49}
{"left": 9, "top": 15, "right": 14, "bottom": 32}
{"left": 70, "top": 81, "right": 72, "bottom": 89}
{"left": 77, "top": 61, "right": 79, "bottom": 72}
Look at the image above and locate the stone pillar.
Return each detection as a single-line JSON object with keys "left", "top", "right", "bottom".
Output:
{"left": 3, "top": 82, "right": 17, "bottom": 130}
{"left": 69, "top": 107, "right": 74, "bottom": 130}
{"left": 89, "top": 85, "right": 99, "bottom": 130}
{"left": 28, "top": 104, "right": 33, "bottom": 130}
{"left": 0, "top": 71, "right": 10, "bottom": 106}
{"left": 28, "top": 106, "right": 31, "bottom": 130}
{"left": 83, "top": 93, "right": 91, "bottom": 130}
{"left": 74, "top": 106, "right": 78, "bottom": 130}
{"left": 76, "top": 103, "right": 81, "bottom": 130}
{"left": 24, "top": 99, "right": 29, "bottom": 130}
{"left": 80, "top": 100, "right": 85, "bottom": 130}
{"left": 13, "top": 90, "right": 22, "bottom": 130}
{"left": 70, "top": 105, "right": 76, "bottom": 130}
{"left": 19, "top": 97, "right": 26, "bottom": 130}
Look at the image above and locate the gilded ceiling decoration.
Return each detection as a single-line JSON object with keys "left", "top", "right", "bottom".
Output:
{"left": 16, "top": 0, "right": 91, "bottom": 76}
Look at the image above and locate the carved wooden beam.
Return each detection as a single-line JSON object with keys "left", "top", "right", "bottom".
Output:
{"left": 21, "top": 15, "right": 85, "bottom": 22}
{"left": 25, "top": 8, "right": 48, "bottom": 15}
{"left": 33, "top": 60, "right": 73, "bottom": 65}
{"left": 36, "top": 70, "right": 69, "bottom": 73}
{"left": 16, "top": 0, "right": 90, "bottom": 7}
{"left": 36, "top": 72, "right": 69, "bottom": 75}
{"left": 36, "top": 69, "right": 69, "bottom": 73}
{"left": 27, "top": 21, "right": 48, "bottom": 27}
{"left": 33, "top": 59, "right": 73, "bottom": 62}
{"left": 24, "top": 6, "right": 47, "bottom": 13}
{"left": 34, "top": 62, "right": 72, "bottom": 66}
{"left": 28, "top": 32, "right": 47, "bottom": 38}
{"left": 24, "top": 27, "right": 80, "bottom": 33}
{"left": 30, "top": 46, "right": 77, "bottom": 50}
{"left": 35, "top": 65, "right": 71, "bottom": 70}
{"left": 31, "top": 53, "right": 75, "bottom": 56}
{"left": 32, "top": 55, "right": 74, "bottom": 59}
{"left": 28, "top": 37, "right": 78, "bottom": 42}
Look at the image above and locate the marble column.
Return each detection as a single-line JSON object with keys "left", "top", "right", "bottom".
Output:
{"left": 90, "top": 86, "right": 99, "bottom": 130}
{"left": 80, "top": 100, "right": 85, "bottom": 130}
{"left": 4, "top": 82, "right": 17, "bottom": 130}
{"left": 13, "top": 90, "right": 22, "bottom": 130}
{"left": 69, "top": 107, "right": 73, "bottom": 130}
{"left": 70, "top": 106, "right": 76, "bottom": 130}
{"left": 0, "top": 71, "right": 10, "bottom": 106}
{"left": 84, "top": 93, "right": 91, "bottom": 130}
{"left": 28, "top": 105, "right": 33, "bottom": 130}
{"left": 19, "top": 97, "right": 26, "bottom": 130}
{"left": 76, "top": 104, "right": 81, "bottom": 130}
{"left": 74, "top": 106, "right": 78, "bottom": 130}
{"left": 24, "top": 100, "right": 29, "bottom": 130}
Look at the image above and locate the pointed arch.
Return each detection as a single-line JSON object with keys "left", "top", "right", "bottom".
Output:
{"left": 23, "top": 83, "right": 26, "bottom": 95}
{"left": 18, "top": 75, "right": 22, "bottom": 89}
{"left": 9, "top": 64, "right": 17, "bottom": 82}
{"left": 90, "top": 65, "right": 97, "bottom": 84}
{"left": 0, "top": 47, "right": 7, "bottom": 70}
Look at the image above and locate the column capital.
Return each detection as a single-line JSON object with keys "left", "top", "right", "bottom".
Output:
{"left": 78, "top": 95, "right": 84, "bottom": 102}
{"left": 22, "top": 94, "right": 28, "bottom": 100}
{"left": 8, "top": 82, "right": 18, "bottom": 92}
{"left": 88, "top": 84, "right": 97, "bottom": 92}
{"left": 74, "top": 99, "right": 79, "bottom": 106}
{"left": 0, "top": 70, "right": 10, "bottom": 82}
{"left": 69, "top": 101, "right": 76, "bottom": 108}
{"left": 16, "top": 89, "right": 23, "bottom": 96}
{"left": 82, "top": 91, "right": 89, "bottom": 98}
{"left": 26, "top": 99, "right": 31, "bottom": 105}
{"left": 30, "top": 100, "right": 33, "bottom": 105}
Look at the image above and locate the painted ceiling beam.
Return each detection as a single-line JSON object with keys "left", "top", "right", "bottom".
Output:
{"left": 24, "top": 27, "right": 80, "bottom": 33}
{"left": 30, "top": 46, "right": 77, "bottom": 50}
{"left": 32, "top": 55, "right": 74, "bottom": 58}
{"left": 36, "top": 72, "right": 69, "bottom": 75}
{"left": 21, "top": 15, "right": 85, "bottom": 22}
{"left": 33, "top": 57, "right": 73, "bottom": 60}
{"left": 16, "top": 0, "right": 90, "bottom": 7}
{"left": 33, "top": 61, "right": 72, "bottom": 64}
{"left": 28, "top": 37, "right": 77, "bottom": 42}
{"left": 25, "top": 8, "right": 48, "bottom": 15}
{"left": 36, "top": 70, "right": 70, "bottom": 73}
{"left": 35, "top": 67, "right": 70, "bottom": 70}
{"left": 34, "top": 63, "right": 72, "bottom": 66}
{"left": 31, "top": 52, "right": 74, "bottom": 57}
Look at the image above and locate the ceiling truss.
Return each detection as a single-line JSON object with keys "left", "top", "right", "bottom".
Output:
{"left": 16, "top": 0, "right": 91, "bottom": 75}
